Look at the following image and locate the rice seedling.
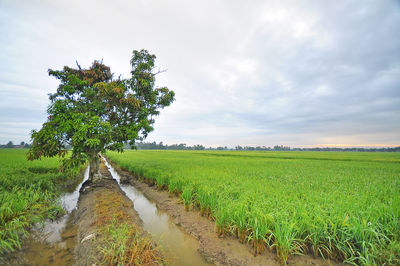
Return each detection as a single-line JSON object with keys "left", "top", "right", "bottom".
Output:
{"left": 107, "top": 149, "right": 400, "bottom": 265}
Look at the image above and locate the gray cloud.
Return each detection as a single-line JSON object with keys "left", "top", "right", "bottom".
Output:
{"left": 0, "top": 0, "right": 399, "bottom": 147}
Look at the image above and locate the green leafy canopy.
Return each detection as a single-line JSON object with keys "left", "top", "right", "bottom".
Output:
{"left": 28, "top": 49, "right": 175, "bottom": 170}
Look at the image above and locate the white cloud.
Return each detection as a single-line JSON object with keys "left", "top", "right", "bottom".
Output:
{"left": 0, "top": 0, "right": 399, "bottom": 147}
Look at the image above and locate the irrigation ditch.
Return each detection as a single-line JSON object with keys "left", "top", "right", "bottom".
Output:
{"left": 3, "top": 157, "right": 342, "bottom": 265}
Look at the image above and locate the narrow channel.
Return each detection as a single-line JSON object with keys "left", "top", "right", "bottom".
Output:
{"left": 103, "top": 158, "right": 210, "bottom": 266}
{"left": 1, "top": 167, "right": 90, "bottom": 265}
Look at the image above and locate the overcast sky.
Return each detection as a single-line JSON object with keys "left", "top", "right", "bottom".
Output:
{"left": 1, "top": 0, "right": 399, "bottom": 147}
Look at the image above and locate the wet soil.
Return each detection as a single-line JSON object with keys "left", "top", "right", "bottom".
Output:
{"left": 109, "top": 160, "right": 342, "bottom": 266}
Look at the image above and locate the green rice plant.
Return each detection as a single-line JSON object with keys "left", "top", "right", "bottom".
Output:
{"left": 106, "top": 149, "right": 400, "bottom": 264}
{"left": 247, "top": 212, "right": 272, "bottom": 254}
{"left": 215, "top": 200, "right": 231, "bottom": 236}
{"left": 231, "top": 202, "right": 250, "bottom": 242}
{"left": 306, "top": 217, "right": 333, "bottom": 258}
{"left": 196, "top": 186, "right": 218, "bottom": 217}
{"left": 0, "top": 149, "right": 80, "bottom": 254}
{"left": 168, "top": 178, "right": 185, "bottom": 195}
{"left": 271, "top": 220, "right": 304, "bottom": 265}
{"left": 155, "top": 174, "right": 168, "bottom": 190}
{"left": 181, "top": 186, "right": 194, "bottom": 207}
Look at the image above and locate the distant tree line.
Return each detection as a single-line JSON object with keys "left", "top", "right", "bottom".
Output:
{"left": 0, "top": 141, "right": 31, "bottom": 149}
{"left": 128, "top": 141, "right": 206, "bottom": 150}
{"left": 289, "top": 146, "right": 400, "bottom": 152}
{"left": 2, "top": 140, "right": 399, "bottom": 152}
{"left": 126, "top": 142, "right": 400, "bottom": 152}
{"left": 234, "top": 145, "right": 291, "bottom": 151}
{"left": 234, "top": 145, "right": 400, "bottom": 152}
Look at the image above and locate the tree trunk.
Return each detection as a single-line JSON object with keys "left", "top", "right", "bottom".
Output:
{"left": 89, "top": 154, "right": 100, "bottom": 180}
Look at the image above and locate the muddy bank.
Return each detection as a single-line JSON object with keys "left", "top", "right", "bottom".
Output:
{"left": 73, "top": 162, "right": 160, "bottom": 265}
{"left": 109, "top": 160, "right": 341, "bottom": 266}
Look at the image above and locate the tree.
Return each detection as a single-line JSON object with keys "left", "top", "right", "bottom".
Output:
{"left": 28, "top": 49, "right": 175, "bottom": 179}
{"left": 6, "top": 141, "right": 14, "bottom": 148}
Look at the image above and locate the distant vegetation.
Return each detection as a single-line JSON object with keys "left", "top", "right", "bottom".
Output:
{"left": 0, "top": 149, "right": 81, "bottom": 254}
{"left": 2, "top": 141, "right": 399, "bottom": 152}
{"left": 0, "top": 141, "right": 30, "bottom": 149}
{"left": 107, "top": 150, "right": 400, "bottom": 265}
{"left": 132, "top": 141, "right": 206, "bottom": 150}
{"left": 131, "top": 141, "right": 400, "bottom": 152}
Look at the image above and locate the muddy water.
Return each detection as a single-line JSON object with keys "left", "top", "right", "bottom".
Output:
{"left": 1, "top": 167, "right": 90, "bottom": 265}
{"left": 103, "top": 159, "right": 210, "bottom": 266}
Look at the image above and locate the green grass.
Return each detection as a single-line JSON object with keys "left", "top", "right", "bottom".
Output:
{"left": 0, "top": 149, "right": 81, "bottom": 254}
{"left": 107, "top": 150, "right": 400, "bottom": 265}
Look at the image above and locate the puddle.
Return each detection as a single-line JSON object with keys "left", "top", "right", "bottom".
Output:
{"left": 1, "top": 167, "right": 90, "bottom": 265}
{"left": 103, "top": 158, "right": 210, "bottom": 266}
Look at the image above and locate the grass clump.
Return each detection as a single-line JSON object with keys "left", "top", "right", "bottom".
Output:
{"left": 94, "top": 189, "right": 161, "bottom": 265}
{"left": 100, "top": 219, "right": 157, "bottom": 265}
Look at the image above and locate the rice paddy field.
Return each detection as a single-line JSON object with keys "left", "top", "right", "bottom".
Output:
{"left": 107, "top": 150, "right": 400, "bottom": 265}
{"left": 0, "top": 149, "right": 80, "bottom": 254}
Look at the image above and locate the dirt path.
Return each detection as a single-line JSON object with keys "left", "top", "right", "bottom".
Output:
{"left": 110, "top": 160, "right": 341, "bottom": 266}
{"left": 73, "top": 161, "right": 160, "bottom": 265}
